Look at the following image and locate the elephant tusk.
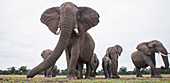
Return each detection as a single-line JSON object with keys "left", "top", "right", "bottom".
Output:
{"left": 159, "top": 52, "right": 168, "bottom": 57}
{"left": 56, "top": 28, "right": 61, "bottom": 35}
{"left": 74, "top": 28, "right": 79, "bottom": 34}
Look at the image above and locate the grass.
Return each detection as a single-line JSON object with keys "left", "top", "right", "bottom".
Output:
{"left": 0, "top": 75, "right": 170, "bottom": 83}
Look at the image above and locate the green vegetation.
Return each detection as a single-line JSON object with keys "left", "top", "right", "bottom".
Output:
{"left": 0, "top": 75, "right": 170, "bottom": 83}
{"left": 1, "top": 66, "right": 170, "bottom": 75}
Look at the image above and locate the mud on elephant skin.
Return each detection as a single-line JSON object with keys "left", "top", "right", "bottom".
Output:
{"left": 105, "top": 45, "right": 123, "bottom": 78}
{"left": 27, "top": 2, "right": 99, "bottom": 80}
{"left": 41, "top": 49, "right": 58, "bottom": 77}
{"left": 90, "top": 53, "right": 99, "bottom": 78}
{"left": 131, "top": 40, "right": 169, "bottom": 78}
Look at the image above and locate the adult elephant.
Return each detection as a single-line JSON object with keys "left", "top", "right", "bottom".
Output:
{"left": 90, "top": 53, "right": 99, "bottom": 77}
{"left": 105, "top": 45, "right": 123, "bottom": 78}
{"left": 131, "top": 40, "right": 169, "bottom": 78}
{"left": 41, "top": 49, "right": 58, "bottom": 77}
{"left": 27, "top": 2, "right": 99, "bottom": 80}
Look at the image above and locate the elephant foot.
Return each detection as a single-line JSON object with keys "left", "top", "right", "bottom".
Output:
{"left": 79, "top": 76, "right": 83, "bottom": 79}
{"left": 116, "top": 75, "right": 120, "bottom": 78}
{"left": 112, "top": 75, "right": 120, "bottom": 79}
{"left": 112, "top": 76, "right": 118, "bottom": 79}
{"left": 105, "top": 77, "right": 111, "bottom": 79}
{"left": 151, "top": 75, "right": 162, "bottom": 78}
{"left": 66, "top": 75, "right": 77, "bottom": 80}
{"left": 85, "top": 76, "right": 90, "bottom": 79}
{"left": 137, "top": 75, "right": 143, "bottom": 77}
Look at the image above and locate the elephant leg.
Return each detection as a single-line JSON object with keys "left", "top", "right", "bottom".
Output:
{"left": 90, "top": 65, "right": 93, "bottom": 77}
{"left": 67, "top": 40, "right": 80, "bottom": 80}
{"left": 77, "top": 62, "right": 83, "bottom": 79}
{"left": 151, "top": 68, "right": 155, "bottom": 78}
{"left": 46, "top": 69, "right": 52, "bottom": 77}
{"left": 149, "top": 65, "right": 161, "bottom": 78}
{"left": 85, "top": 63, "right": 91, "bottom": 79}
{"left": 143, "top": 56, "right": 162, "bottom": 78}
{"left": 52, "top": 66, "right": 57, "bottom": 77}
{"left": 108, "top": 65, "right": 111, "bottom": 78}
{"left": 75, "top": 69, "right": 80, "bottom": 79}
{"left": 103, "top": 63, "right": 109, "bottom": 79}
{"left": 136, "top": 67, "right": 142, "bottom": 77}
{"left": 93, "top": 69, "right": 97, "bottom": 77}
{"left": 114, "top": 61, "right": 120, "bottom": 78}
{"left": 111, "top": 65, "right": 117, "bottom": 78}
{"left": 44, "top": 70, "right": 47, "bottom": 77}
{"left": 150, "top": 55, "right": 156, "bottom": 77}
{"left": 65, "top": 48, "right": 71, "bottom": 70}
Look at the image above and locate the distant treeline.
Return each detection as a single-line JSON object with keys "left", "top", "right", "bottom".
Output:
{"left": 0, "top": 66, "right": 170, "bottom": 75}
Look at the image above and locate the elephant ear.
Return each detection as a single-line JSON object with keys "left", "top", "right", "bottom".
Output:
{"left": 115, "top": 45, "right": 123, "bottom": 56}
{"left": 106, "top": 47, "right": 112, "bottom": 58}
{"left": 93, "top": 53, "right": 97, "bottom": 63}
{"left": 40, "top": 7, "right": 60, "bottom": 35}
{"left": 136, "top": 42, "right": 151, "bottom": 55}
{"left": 77, "top": 7, "right": 99, "bottom": 36}
{"left": 41, "top": 50, "right": 45, "bottom": 59}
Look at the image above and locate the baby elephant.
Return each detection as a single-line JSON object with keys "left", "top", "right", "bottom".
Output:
{"left": 102, "top": 55, "right": 112, "bottom": 79}
{"left": 41, "top": 49, "right": 58, "bottom": 77}
{"left": 90, "top": 53, "right": 99, "bottom": 77}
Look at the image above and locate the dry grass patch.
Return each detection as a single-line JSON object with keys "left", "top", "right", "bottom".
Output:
{"left": 0, "top": 75, "right": 170, "bottom": 83}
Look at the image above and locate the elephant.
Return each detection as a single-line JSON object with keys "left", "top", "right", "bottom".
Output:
{"left": 41, "top": 49, "right": 58, "bottom": 77}
{"left": 102, "top": 55, "right": 112, "bottom": 79}
{"left": 105, "top": 45, "right": 123, "bottom": 78}
{"left": 27, "top": 2, "right": 99, "bottom": 80}
{"left": 131, "top": 40, "right": 169, "bottom": 78}
{"left": 90, "top": 53, "right": 99, "bottom": 77}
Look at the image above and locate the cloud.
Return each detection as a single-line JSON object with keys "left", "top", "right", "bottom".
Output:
{"left": 0, "top": 0, "right": 170, "bottom": 71}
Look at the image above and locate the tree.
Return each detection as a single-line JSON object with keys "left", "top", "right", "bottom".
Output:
{"left": 141, "top": 67, "right": 149, "bottom": 74}
{"left": 18, "top": 66, "right": 28, "bottom": 75}
{"left": 60, "top": 69, "right": 68, "bottom": 75}
{"left": 97, "top": 69, "right": 104, "bottom": 75}
{"left": 8, "top": 67, "right": 16, "bottom": 74}
{"left": 119, "top": 66, "right": 128, "bottom": 75}
{"left": 132, "top": 68, "right": 136, "bottom": 75}
{"left": 57, "top": 69, "right": 60, "bottom": 75}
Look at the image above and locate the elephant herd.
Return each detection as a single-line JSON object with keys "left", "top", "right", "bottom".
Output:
{"left": 27, "top": 2, "right": 169, "bottom": 79}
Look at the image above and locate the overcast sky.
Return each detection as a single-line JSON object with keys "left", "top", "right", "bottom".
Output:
{"left": 0, "top": 0, "right": 170, "bottom": 71}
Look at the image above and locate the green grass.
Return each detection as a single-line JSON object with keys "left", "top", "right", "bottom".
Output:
{"left": 0, "top": 75, "right": 170, "bottom": 83}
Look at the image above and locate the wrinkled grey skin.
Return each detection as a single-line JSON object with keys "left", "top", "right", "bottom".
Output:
{"left": 105, "top": 45, "right": 123, "bottom": 78}
{"left": 102, "top": 56, "right": 112, "bottom": 79}
{"left": 27, "top": 2, "right": 99, "bottom": 80}
{"left": 90, "top": 53, "right": 99, "bottom": 77}
{"left": 41, "top": 49, "right": 58, "bottom": 77}
{"left": 131, "top": 40, "right": 169, "bottom": 78}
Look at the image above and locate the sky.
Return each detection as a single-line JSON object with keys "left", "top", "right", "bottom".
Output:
{"left": 0, "top": 0, "right": 170, "bottom": 71}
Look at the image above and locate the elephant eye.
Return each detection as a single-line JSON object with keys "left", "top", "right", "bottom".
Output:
{"left": 153, "top": 44, "right": 157, "bottom": 47}
{"left": 58, "top": 10, "right": 60, "bottom": 15}
{"left": 76, "top": 11, "right": 80, "bottom": 20}
{"left": 49, "top": 51, "right": 53, "bottom": 55}
{"left": 57, "top": 10, "right": 60, "bottom": 18}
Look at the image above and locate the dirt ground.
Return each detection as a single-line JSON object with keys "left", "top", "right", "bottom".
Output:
{"left": 0, "top": 75, "right": 170, "bottom": 83}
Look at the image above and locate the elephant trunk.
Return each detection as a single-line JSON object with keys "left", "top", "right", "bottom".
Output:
{"left": 160, "top": 47, "right": 169, "bottom": 70}
{"left": 27, "top": 27, "right": 72, "bottom": 78}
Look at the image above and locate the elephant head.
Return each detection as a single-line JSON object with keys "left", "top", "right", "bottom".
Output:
{"left": 41, "top": 49, "right": 53, "bottom": 60}
{"left": 27, "top": 2, "right": 99, "bottom": 78}
{"left": 106, "top": 45, "right": 123, "bottom": 59}
{"left": 137, "top": 40, "right": 169, "bottom": 70}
